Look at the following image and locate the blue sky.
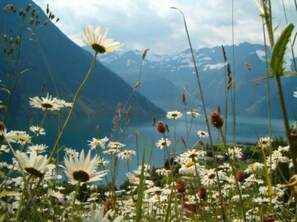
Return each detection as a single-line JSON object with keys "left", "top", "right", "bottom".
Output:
{"left": 32, "top": 0, "right": 297, "bottom": 54}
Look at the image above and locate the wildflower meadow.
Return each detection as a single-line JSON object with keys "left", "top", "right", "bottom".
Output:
{"left": 1, "top": 1, "right": 297, "bottom": 221}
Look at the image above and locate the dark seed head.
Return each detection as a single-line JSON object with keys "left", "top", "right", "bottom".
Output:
{"left": 25, "top": 167, "right": 44, "bottom": 178}
{"left": 157, "top": 121, "right": 167, "bottom": 134}
{"left": 91, "top": 43, "right": 106, "bottom": 53}
{"left": 236, "top": 170, "right": 245, "bottom": 182}
{"left": 176, "top": 178, "right": 186, "bottom": 193}
{"left": 263, "top": 213, "right": 275, "bottom": 222}
{"left": 73, "top": 170, "right": 90, "bottom": 182}
{"left": 198, "top": 186, "right": 207, "bottom": 200}
{"left": 41, "top": 103, "right": 53, "bottom": 109}
{"left": 210, "top": 111, "right": 224, "bottom": 129}
{"left": 0, "top": 121, "right": 5, "bottom": 131}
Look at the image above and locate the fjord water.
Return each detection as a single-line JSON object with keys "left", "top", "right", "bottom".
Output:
{"left": 6, "top": 115, "right": 288, "bottom": 185}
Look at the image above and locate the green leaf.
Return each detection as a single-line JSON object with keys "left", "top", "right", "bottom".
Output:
{"left": 270, "top": 23, "right": 294, "bottom": 76}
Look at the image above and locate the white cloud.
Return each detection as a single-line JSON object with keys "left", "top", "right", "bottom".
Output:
{"left": 33, "top": 0, "right": 297, "bottom": 54}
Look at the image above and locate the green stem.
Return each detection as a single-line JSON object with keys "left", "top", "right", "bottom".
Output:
{"left": 71, "top": 181, "right": 81, "bottom": 222}
{"left": 50, "top": 52, "right": 98, "bottom": 161}
{"left": 171, "top": 7, "right": 227, "bottom": 221}
{"left": 262, "top": 148, "right": 274, "bottom": 206}
{"left": 261, "top": 0, "right": 297, "bottom": 173}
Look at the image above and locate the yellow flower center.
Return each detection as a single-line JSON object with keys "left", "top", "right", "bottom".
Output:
{"left": 185, "top": 161, "right": 194, "bottom": 169}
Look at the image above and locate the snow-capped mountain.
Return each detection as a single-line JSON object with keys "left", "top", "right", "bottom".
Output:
{"left": 96, "top": 42, "right": 297, "bottom": 118}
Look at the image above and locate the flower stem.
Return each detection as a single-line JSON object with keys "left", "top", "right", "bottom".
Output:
{"left": 71, "top": 181, "right": 80, "bottom": 222}
{"left": 50, "top": 52, "right": 98, "bottom": 161}
{"left": 171, "top": 7, "right": 226, "bottom": 221}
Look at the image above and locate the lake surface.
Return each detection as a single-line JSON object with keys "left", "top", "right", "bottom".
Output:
{"left": 5, "top": 115, "right": 290, "bottom": 185}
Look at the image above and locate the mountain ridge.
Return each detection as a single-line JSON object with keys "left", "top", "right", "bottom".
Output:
{"left": 94, "top": 42, "right": 297, "bottom": 119}
{"left": 0, "top": 0, "right": 165, "bottom": 124}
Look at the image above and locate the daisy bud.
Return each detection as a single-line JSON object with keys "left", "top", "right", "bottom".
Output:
{"left": 183, "top": 203, "right": 198, "bottom": 214}
{"left": 198, "top": 186, "right": 207, "bottom": 200}
{"left": 263, "top": 213, "right": 275, "bottom": 222}
{"left": 152, "top": 114, "right": 156, "bottom": 127}
{"left": 142, "top": 48, "right": 149, "bottom": 60}
{"left": 235, "top": 170, "right": 245, "bottom": 182}
{"left": 182, "top": 93, "right": 186, "bottom": 105}
{"left": 176, "top": 178, "right": 186, "bottom": 193}
{"left": 210, "top": 111, "right": 224, "bottom": 129}
{"left": 104, "top": 198, "right": 115, "bottom": 213}
{"left": 0, "top": 121, "right": 5, "bottom": 131}
{"left": 157, "top": 121, "right": 167, "bottom": 134}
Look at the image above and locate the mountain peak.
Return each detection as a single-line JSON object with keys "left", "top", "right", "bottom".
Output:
{"left": 0, "top": 0, "right": 164, "bottom": 121}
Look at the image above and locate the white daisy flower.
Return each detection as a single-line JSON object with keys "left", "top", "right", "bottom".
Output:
{"left": 55, "top": 98, "right": 72, "bottom": 108}
{"left": 117, "top": 149, "right": 136, "bottom": 160}
{"left": 244, "top": 162, "right": 264, "bottom": 174}
{"left": 63, "top": 149, "right": 108, "bottom": 184}
{"left": 257, "top": 137, "right": 273, "bottom": 149}
{"left": 197, "top": 130, "right": 209, "bottom": 138}
{"left": 81, "top": 205, "right": 123, "bottom": 222}
{"left": 155, "top": 168, "right": 171, "bottom": 176}
{"left": 97, "top": 157, "right": 109, "bottom": 166}
{"left": 293, "top": 91, "right": 297, "bottom": 98}
{"left": 64, "top": 147, "right": 79, "bottom": 158}
{"left": 88, "top": 136, "right": 109, "bottom": 150}
{"left": 27, "top": 144, "right": 48, "bottom": 154}
{"left": 3, "top": 130, "right": 31, "bottom": 144}
{"left": 82, "top": 25, "right": 123, "bottom": 54}
{"left": 107, "top": 141, "right": 125, "bottom": 149}
{"left": 126, "top": 172, "right": 140, "bottom": 185}
{"left": 29, "top": 93, "right": 60, "bottom": 111}
{"left": 166, "top": 110, "right": 182, "bottom": 120}
{"left": 186, "top": 110, "right": 200, "bottom": 118}
{"left": 179, "top": 160, "right": 201, "bottom": 175}
{"left": 178, "top": 149, "right": 207, "bottom": 163}
{"left": 29, "top": 125, "right": 46, "bottom": 136}
{"left": 15, "top": 150, "right": 55, "bottom": 178}
{"left": 156, "top": 138, "right": 171, "bottom": 149}
{"left": 227, "top": 147, "right": 243, "bottom": 160}
{"left": 278, "top": 145, "right": 289, "bottom": 152}
{"left": 0, "top": 145, "right": 9, "bottom": 153}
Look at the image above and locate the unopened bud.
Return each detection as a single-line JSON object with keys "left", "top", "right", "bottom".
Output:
{"left": 176, "top": 178, "right": 186, "bottom": 193}
{"left": 152, "top": 114, "right": 156, "bottom": 127}
{"left": 263, "top": 213, "right": 275, "bottom": 222}
{"left": 235, "top": 170, "right": 245, "bottom": 182}
{"left": 157, "top": 121, "right": 167, "bottom": 134}
{"left": 210, "top": 111, "right": 223, "bottom": 129}
{"left": 182, "top": 93, "right": 186, "bottom": 105}
{"left": 198, "top": 186, "right": 207, "bottom": 200}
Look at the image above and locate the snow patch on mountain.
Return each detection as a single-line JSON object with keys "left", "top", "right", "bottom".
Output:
{"left": 255, "top": 50, "right": 266, "bottom": 61}
{"left": 203, "top": 63, "right": 226, "bottom": 71}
